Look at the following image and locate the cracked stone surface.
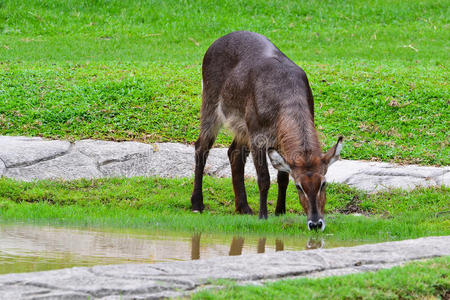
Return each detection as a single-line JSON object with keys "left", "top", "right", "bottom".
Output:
{"left": 74, "top": 139, "right": 154, "bottom": 165}
{"left": 0, "top": 158, "right": 5, "bottom": 177}
{"left": 100, "top": 142, "right": 199, "bottom": 178}
{"left": 0, "top": 136, "right": 71, "bottom": 168}
{"left": 4, "top": 151, "right": 102, "bottom": 181}
{"left": 0, "top": 236, "right": 448, "bottom": 299}
{"left": 0, "top": 136, "right": 448, "bottom": 192}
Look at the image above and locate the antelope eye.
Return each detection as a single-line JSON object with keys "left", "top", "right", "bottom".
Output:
{"left": 320, "top": 181, "right": 327, "bottom": 190}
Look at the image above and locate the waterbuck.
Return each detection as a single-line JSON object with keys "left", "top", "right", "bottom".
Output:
{"left": 190, "top": 31, "right": 342, "bottom": 231}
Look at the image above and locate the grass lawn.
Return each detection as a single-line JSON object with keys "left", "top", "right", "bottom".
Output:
{"left": 0, "top": 0, "right": 448, "bottom": 165}
{"left": 1, "top": 2, "right": 448, "bottom": 292}
{"left": 0, "top": 177, "right": 448, "bottom": 241}
{"left": 191, "top": 256, "right": 450, "bottom": 299}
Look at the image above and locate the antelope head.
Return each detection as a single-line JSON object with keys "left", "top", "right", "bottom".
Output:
{"left": 269, "top": 137, "right": 343, "bottom": 231}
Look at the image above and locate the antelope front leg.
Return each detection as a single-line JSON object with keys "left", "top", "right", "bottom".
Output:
{"left": 251, "top": 147, "right": 270, "bottom": 219}
{"left": 228, "top": 139, "right": 253, "bottom": 214}
{"left": 275, "top": 171, "right": 289, "bottom": 215}
{"left": 190, "top": 136, "right": 214, "bottom": 212}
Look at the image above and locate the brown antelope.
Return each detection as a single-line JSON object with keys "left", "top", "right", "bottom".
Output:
{"left": 190, "top": 31, "right": 343, "bottom": 231}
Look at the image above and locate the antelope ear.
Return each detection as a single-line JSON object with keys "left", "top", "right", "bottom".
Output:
{"left": 323, "top": 136, "right": 343, "bottom": 166}
{"left": 268, "top": 149, "right": 291, "bottom": 173}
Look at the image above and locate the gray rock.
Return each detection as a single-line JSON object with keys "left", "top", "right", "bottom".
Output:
{"left": 281, "top": 261, "right": 410, "bottom": 282}
{"left": 100, "top": 143, "right": 196, "bottom": 178}
{"left": 0, "top": 136, "right": 71, "bottom": 168}
{"left": 204, "top": 147, "right": 230, "bottom": 176}
{"left": 0, "top": 136, "right": 448, "bottom": 192}
{"left": 345, "top": 174, "right": 428, "bottom": 191}
{"left": 327, "top": 160, "right": 449, "bottom": 192}
{"left": 327, "top": 160, "right": 366, "bottom": 183}
{"left": 74, "top": 139, "right": 154, "bottom": 165}
{"left": 208, "top": 148, "right": 280, "bottom": 179}
{"left": 5, "top": 151, "right": 101, "bottom": 181}
{"left": 440, "top": 171, "right": 450, "bottom": 187}
{"left": 0, "top": 236, "right": 448, "bottom": 299}
{"left": 0, "top": 158, "right": 5, "bottom": 177}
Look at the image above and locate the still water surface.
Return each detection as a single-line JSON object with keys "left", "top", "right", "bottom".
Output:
{"left": 0, "top": 223, "right": 365, "bottom": 274}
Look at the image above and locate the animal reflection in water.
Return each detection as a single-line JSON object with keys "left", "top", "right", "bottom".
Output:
{"left": 191, "top": 234, "right": 324, "bottom": 260}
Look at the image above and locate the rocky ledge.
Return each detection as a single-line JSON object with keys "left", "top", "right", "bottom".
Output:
{"left": 0, "top": 136, "right": 448, "bottom": 192}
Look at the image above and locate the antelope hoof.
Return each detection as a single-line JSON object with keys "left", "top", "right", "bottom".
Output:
{"left": 275, "top": 209, "right": 286, "bottom": 216}
{"left": 191, "top": 205, "right": 204, "bottom": 213}
{"left": 191, "top": 207, "right": 204, "bottom": 213}
{"left": 191, "top": 202, "right": 204, "bottom": 213}
{"left": 190, "top": 194, "right": 204, "bottom": 213}
{"left": 237, "top": 206, "right": 253, "bottom": 215}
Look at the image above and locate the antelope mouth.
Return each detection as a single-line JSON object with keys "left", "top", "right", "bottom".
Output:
{"left": 307, "top": 219, "right": 325, "bottom": 231}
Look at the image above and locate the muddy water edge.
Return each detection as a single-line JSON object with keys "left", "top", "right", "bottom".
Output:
{"left": 0, "top": 222, "right": 371, "bottom": 274}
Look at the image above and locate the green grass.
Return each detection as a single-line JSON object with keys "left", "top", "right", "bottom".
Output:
{"left": 0, "top": 177, "right": 448, "bottom": 241}
{"left": 191, "top": 256, "right": 450, "bottom": 299}
{"left": 1, "top": 0, "right": 448, "bottom": 62}
{"left": 0, "top": 0, "right": 448, "bottom": 165}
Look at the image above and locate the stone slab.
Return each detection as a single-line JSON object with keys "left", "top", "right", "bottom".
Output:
{"left": 0, "top": 136, "right": 448, "bottom": 192}
{"left": 328, "top": 160, "right": 449, "bottom": 192}
{"left": 4, "top": 151, "right": 101, "bottom": 181}
{"left": 441, "top": 172, "right": 450, "bottom": 187}
{"left": 0, "top": 236, "right": 448, "bottom": 299}
{"left": 0, "top": 136, "right": 71, "bottom": 168}
{"left": 74, "top": 140, "right": 154, "bottom": 165}
{"left": 209, "top": 147, "right": 280, "bottom": 179}
{"left": 99, "top": 143, "right": 196, "bottom": 178}
{"left": 0, "top": 158, "right": 5, "bottom": 177}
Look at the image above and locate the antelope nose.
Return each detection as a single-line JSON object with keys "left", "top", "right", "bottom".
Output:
{"left": 307, "top": 219, "right": 325, "bottom": 231}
